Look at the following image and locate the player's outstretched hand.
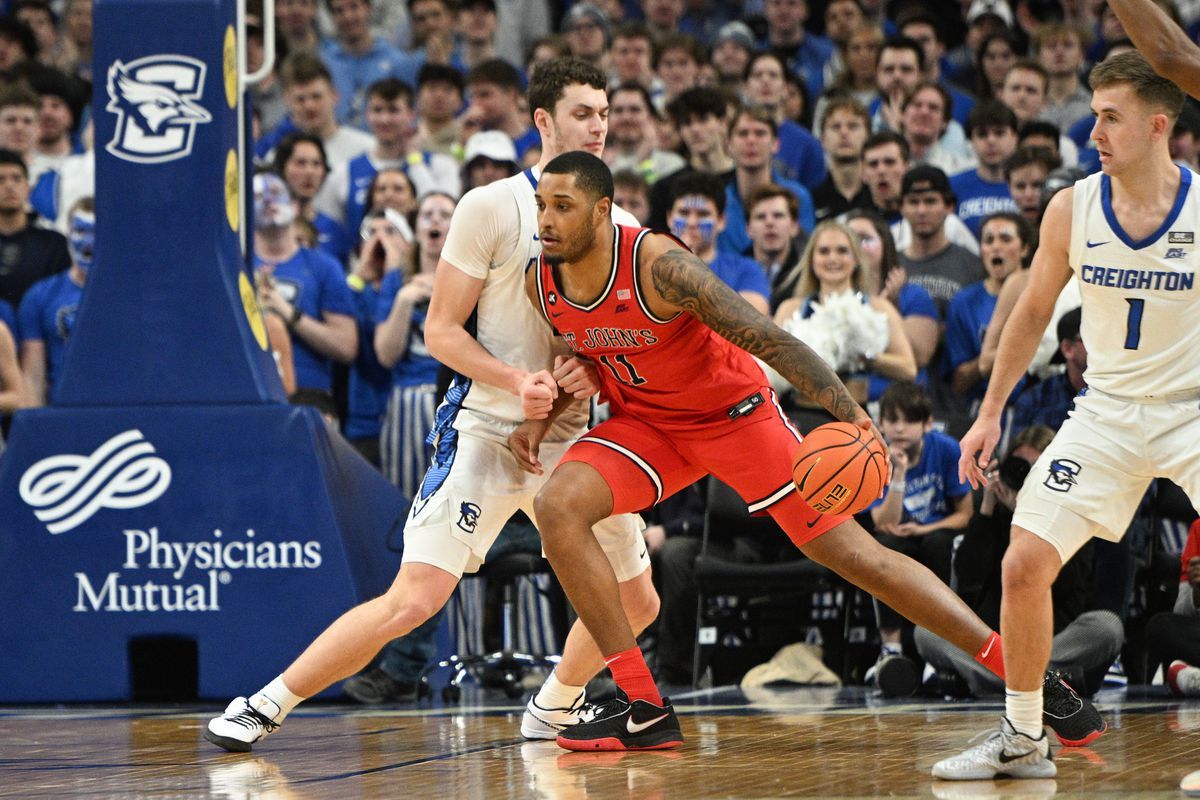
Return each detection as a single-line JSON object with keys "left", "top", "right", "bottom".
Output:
{"left": 509, "top": 420, "right": 548, "bottom": 475}
{"left": 519, "top": 370, "right": 558, "bottom": 419}
{"left": 553, "top": 355, "right": 600, "bottom": 399}
{"left": 959, "top": 416, "right": 1002, "bottom": 489}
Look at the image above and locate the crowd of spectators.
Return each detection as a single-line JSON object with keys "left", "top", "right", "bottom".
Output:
{"left": 1, "top": 0, "right": 1199, "bottom": 698}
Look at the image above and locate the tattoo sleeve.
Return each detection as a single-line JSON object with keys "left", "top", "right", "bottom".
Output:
{"left": 651, "top": 248, "right": 864, "bottom": 424}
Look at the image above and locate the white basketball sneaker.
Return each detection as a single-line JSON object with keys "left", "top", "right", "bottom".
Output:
{"left": 932, "top": 717, "right": 1056, "bottom": 780}
{"left": 521, "top": 691, "right": 596, "bottom": 739}
{"left": 204, "top": 694, "right": 283, "bottom": 752}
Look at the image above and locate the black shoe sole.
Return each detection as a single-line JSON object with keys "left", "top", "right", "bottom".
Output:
{"left": 876, "top": 656, "right": 919, "bottom": 698}
{"left": 203, "top": 727, "right": 253, "bottom": 753}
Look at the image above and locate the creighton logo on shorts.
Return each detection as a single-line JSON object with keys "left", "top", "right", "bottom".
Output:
{"left": 1044, "top": 458, "right": 1082, "bottom": 493}
{"left": 457, "top": 501, "right": 482, "bottom": 533}
{"left": 106, "top": 55, "right": 212, "bottom": 164}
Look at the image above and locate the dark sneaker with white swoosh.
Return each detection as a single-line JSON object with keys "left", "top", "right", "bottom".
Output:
{"left": 555, "top": 688, "right": 683, "bottom": 751}
{"left": 1042, "top": 668, "right": 1106, "bottom": 746}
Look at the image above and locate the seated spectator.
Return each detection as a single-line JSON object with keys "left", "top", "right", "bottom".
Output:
{"left": 58, "top": 0, "right": 91, "bottom": 82}
{"left": 915, "top": 425, "right": 1124, "bottom": 697}
{"left": 967, "top": 30, "right": 1020, "bottom": 102}
{"left": 821, "top": 22, "right": 884, "bottom": 119}
{"left": 609, "top": 23, "right": 661, "bottom": 99}
{"left": 898, "top": 81, "right": 972, "bottom": 176}
{"left": 320, "top": 0, "right": 420, "bottom": 127}
{"left": 945, "top": 212, "right": 1031, "bottom": 403}
{"left": 315, "top": 77, "right": 460, "bottom": 245}
{"left": 758, "top": 0, "right": 835, "bottom": 102}
{"left": 844, "top": 208, "right": 939, "bottom": 402}
{"left": 18, "top": 196, "right": 90, "bottom": 406}
{"left": 812, "top": 96, "right": 873, "bottom": 222}
{"left": 895, "top": 165, "right": 985, "bottom": 315}
{"left": 264, "top": 52, "right": 375, "bottom": 165}
{"left": 819, "top": 0, "right": 867, "bottom": 92}
{"left": 0, "top": 85, "right": 44, "bottom": 181}
{"left": 0, "top": 148, "right": 69, "bottom": 308}
{"left": 28, "top": 68, "right": 84, "bottom": 176}
{"left": 896, "top": 11, "right": 976, "bottom": 128}
{"left": 1005, "top": 144, "right": 1061, "bottom": 224}
{"left": 364, "top": 166, "right": 417, "bottom": 218}
{"left": 14, "top": 0, "right": 61, "bottom": 69}
{"left": 668, "top": 172, "right": 769, "bottom": 313}
{"left": 612, "top": 169, "right": 650, "bottom": 225}
{"left": 773, "top": 221, "right": 916, "bottom": 426}
{"left": 465, "top": 58, "right": 538, "bottom": 161}
{"left": 1034, "top": 22, "right": 1092, "bottom": 134}
{"left": 1171, "top": 103, "right": 1200, "bottom": 171}
{"left": 461, "top": 130, "right": 519, "bottom": 192}
{"left": 742, "top": 51, "right": 828, "bottom": 191}
{"left": 604, "top": 82, "right": 685, "bottom": 184}
{"left": 277, "top": 0, "right": 323, "bottom": 55}
{"left": 0, "top": 295, "right": 27, "bottom": 434}
{"left": 745, "top": 184, "right": 806, "bottom": 311}
{"left": 951, "top": 100, "right": 1020, "bottom": 240}
{"left": 648, "top": 87, "right": 733, "bottom": 229}
{"left": 413, "top": 64, "right": 465, "bottom": 158}
{"left": 998, "top": 60, "right": 1080, "bottom": 166}
{"left": 1150, "top": 519, "right": 1200, "bottom": 696}
{"left": 1007, "top": 306, "right": 1085, "bottom": 439}
{"left": 561, "top": 3, "right": 609, "bottom": 71}
{"left": 653, "top": 33, "right": 704, "bottom": 113}
{"left": 455, "top": 0, "right": 504, "bottom": 73}
{"left": 275, "top": 133, "right": 351, "bottom": 264}
{"left": 709, "top": 21, "right": 756, "bottom": 91}
{"left": 868, "top": 380, "right": 973, "bottom": 685}
{"left": 252, "top": 173, "right": 357, "bottom": 393}
{"left": 245, "top": 11, "right": 287, "bottom": 134}
{"left": 717, "top": 105, "right": 815, "bottom": 254}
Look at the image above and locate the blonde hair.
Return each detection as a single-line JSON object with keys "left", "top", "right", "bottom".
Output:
{"left": 789, "top": 220, "right": 870, "bottom": 299}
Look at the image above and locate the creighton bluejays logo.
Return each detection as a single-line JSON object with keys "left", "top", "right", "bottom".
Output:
{"left": 19, "top": 430, "right": 172, "bottom": 534}
{"left": 106, "top": 55, "right": 212, "bottom": 163}
{"left": 456, "top": 502, "right": 482, "bottom": 533}
{"left": 1044, "top": 458, "right": 1082, "bottom": 493}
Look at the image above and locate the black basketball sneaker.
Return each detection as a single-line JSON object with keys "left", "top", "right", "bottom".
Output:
{"left": 555, "top": 688, "right": 683, "bottom": 751}
{"left": 1042, "top": 669, "right": 1106, "bottom": 746}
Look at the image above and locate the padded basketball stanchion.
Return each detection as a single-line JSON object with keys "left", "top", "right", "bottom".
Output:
{"left": 0, "top": 0, "right": 405, "bottom": 701}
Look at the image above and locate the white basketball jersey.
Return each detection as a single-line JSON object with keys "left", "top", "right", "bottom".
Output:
{"left": 1068, "top": 167, "right": 1200, "bottom": 400}
{"left": 442, "top": 167, "right": 639, "bottom": 441}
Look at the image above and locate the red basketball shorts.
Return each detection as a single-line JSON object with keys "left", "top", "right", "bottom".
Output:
{"left": 559, "top": 391, "right": 849, "bottom": 548}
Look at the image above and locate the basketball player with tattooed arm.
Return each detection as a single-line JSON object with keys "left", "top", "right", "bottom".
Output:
{"left": 509, "top": 151, "right": 1104, "bottom": 751}
{"left": 934, "top": 52, "right": 1199, "bottom": 780}
{"left": 205, "top": 58, "right": 660, "bottom": 752}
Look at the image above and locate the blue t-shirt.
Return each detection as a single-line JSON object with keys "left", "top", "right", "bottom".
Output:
{"left": 512, "top": 127, "right": 541, "bottom": 161}
{"left": 709, "top": 252, "right": 770, "bottom": 301}
{"left": 874, "top": 429, "right": 971, "bottom": 525}
{"left": 376, "top": 270, "right": 440, "bottom": 388}
{"left": 949, "top": 169, "right": 1018, "bottom": 240}
{"left": 17, "top": 270, "right": 84, "bottom": 395}
{"left": 775, "top": 120, "right": 828, "bottom": 192}
{"left": 944, "top": 280, "right": 996, "bottom": 381}
{"left": 313, "top": 212, "right": 352, "bottom": 266}
{"left": 867, "top": 282, "right": 938, "bottom": 401}
{"left": 718, "top": 173, "right": 815, "bottom": 255}
{"left": 321, "top": 38, "right": 423, "bottom": 126}
{"left": 345, "top": 280, "right": 391, "bottom": 440}
{"left": 1008, "top": 374, "right": 1082, "bottom": 438}
{"left": 256, "top": 248, "right": 357, "bottom": 391}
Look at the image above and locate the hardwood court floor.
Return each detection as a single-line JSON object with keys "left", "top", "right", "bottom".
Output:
{"left": 1, "top": 686, "right": 1197, "bottom": 798}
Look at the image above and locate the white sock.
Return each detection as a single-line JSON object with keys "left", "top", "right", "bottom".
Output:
{"left": 1005, "top": 687, "right": 1044, "bottom": 739}
{"left": 534, "top": 670, "right": 585, "bottom": 709}
{"left": 254, "top": 675, "right": 306, "bottom": 722}
{"left": 881, "top": 641, "right": 902, "bottom": 657}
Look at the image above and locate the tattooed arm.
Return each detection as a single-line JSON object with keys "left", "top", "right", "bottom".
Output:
{"left": 640, "top": 233, "right": 869, "bottom": 426}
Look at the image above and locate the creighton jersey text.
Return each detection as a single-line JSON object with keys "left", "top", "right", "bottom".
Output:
{"left": 1069, "top": 167, "right": 1200, "bottom": 399}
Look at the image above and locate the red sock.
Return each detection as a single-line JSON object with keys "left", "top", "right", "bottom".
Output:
{"left": 605, "top": 646, "right": 663, "bottom": 705}
{"left": 975, "top": 631, "right": 1006, "bottom": 680}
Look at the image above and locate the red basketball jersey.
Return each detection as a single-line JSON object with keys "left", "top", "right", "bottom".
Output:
{"left": 536, "top": 224, "right": 769, "bottom": 429}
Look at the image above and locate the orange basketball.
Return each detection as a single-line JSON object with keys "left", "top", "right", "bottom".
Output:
{"left": 792, "top": 422, "right": 888, "bottom": 517}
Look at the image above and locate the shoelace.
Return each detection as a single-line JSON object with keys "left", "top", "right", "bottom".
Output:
{"left": 1042, "top": 671, "right": 1083, "bottom": 717}
{"left": 227, "top": 705, "right": 280, "bottom": 733}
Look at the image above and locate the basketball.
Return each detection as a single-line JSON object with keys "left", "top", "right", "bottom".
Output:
{"left": 792, "top": 422, "right": 888, "bottom": 517}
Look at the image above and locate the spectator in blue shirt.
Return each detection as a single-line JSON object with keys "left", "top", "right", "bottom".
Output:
{"left": 18, "top": 196, "right": 91, "bottom": 406}
{"left": 945, "top": 212, "right": 1031, "bottom": 404}
{"left": 321, "top": 0, "right": 421, "bottom": 128}
{"left": 0, "top": 296, "right": 23, "bottom": 423}
{"left": 717, "top": 105, "right": 815, "bottom": 254}
{"left": 742, "top": 51, "right": 828, "bottom": 191}
{"left": 252, "top": 173, "right": 357, "bottom": 393}
{"left": 275, "top": 132, "right": 352, "bottom": 265}
{"left": 897, "top": 12, "right": 976, "bottom": 127}
{"left": 759, "top": 0, "right": 835, "bottom": 103}
{"left": 951, "top": 100, "right": 1020, "bottom": 240}
{"left": 667, "top": 172, "right": 770, "bottom": 314}
{"left": 868, "top": 380, "right": 974, "bottom": 680}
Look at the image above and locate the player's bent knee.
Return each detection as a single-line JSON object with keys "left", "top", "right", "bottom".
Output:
{"left": 1001, "top": 533, "right": 1059, "bottom": 594}
{"left": 377, "top": 597, "right": 439, "bottom": 639}
{"left": 623, "top": 582, "right": 660, "bottom": 632}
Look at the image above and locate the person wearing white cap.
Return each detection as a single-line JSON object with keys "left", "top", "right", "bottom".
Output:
{"left": 461, "top": 129, "right": 519, "bottom": 190}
